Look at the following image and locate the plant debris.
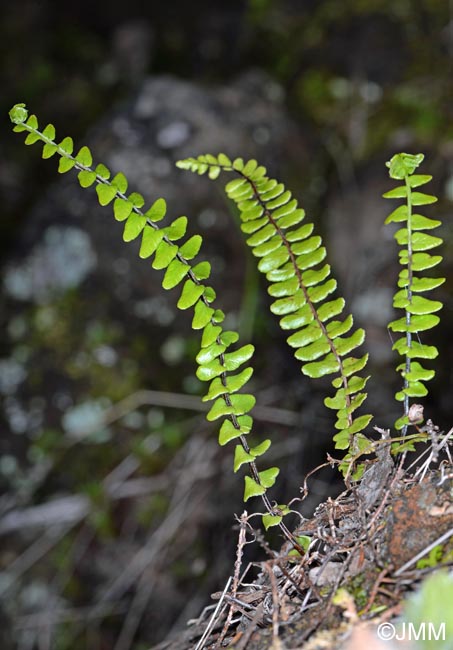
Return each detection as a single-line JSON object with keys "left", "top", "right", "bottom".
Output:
{"left": 151, "top": 436, "right": 453, "bottom": 650}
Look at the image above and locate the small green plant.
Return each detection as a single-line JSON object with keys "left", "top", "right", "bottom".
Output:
{"left": 8, "top": 104, "right": 445, "bottom": 546}
{"left": 383, "top": 154, "right": 444, "bottom": 432}
{"left": 177, "top": 154, "right": 373, "bottom": 471}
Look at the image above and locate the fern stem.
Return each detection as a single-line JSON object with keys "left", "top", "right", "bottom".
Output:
{"left": 218, "top": 371, "right": 302, "bottom": 550}
{"left": 403, "top": 174, "right": 413, "bottom": 430}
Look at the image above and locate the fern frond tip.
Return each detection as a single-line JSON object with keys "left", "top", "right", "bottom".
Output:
{"left": 9, "top": 103, "right": 28, "bottom": 124}
{"left": 386, "top": 153, "right": 424, "bottom": 179}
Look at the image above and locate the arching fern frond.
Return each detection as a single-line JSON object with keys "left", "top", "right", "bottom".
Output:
{"left": 177, "top": 154, "right": 373, "bottom": 462}
{"left": 8, "top": 104, "right": 304, "bottom": 545}
{"left": 383, "top": 153, "right": 444, "bottom": 432}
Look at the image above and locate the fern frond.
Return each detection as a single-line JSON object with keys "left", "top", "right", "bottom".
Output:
{"left": 9, "top": 105, "right": 304, "bottom": 544}
{"left": 177, "top": 154, "right": 373, "bottom": 458}
{"left": 383, "top": 153, "right": 444, "bottom": 431}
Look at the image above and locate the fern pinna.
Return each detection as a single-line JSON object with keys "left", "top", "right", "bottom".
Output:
{"left": 383, "top": 153, "right": 443, "bottom": 433}
{"left": 177, "top": 154, "right": 373, "bottom": 465}
{"left": 8, "top": 104, "right": 305, "bottom": 547}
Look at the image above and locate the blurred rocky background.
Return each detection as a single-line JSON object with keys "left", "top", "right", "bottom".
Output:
{"left": 1, "top": 1, "right": 453, "bottom": 648}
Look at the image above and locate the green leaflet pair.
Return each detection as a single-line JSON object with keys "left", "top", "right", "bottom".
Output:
{"left": 8, "top": 103, "right": 444, "bottom": 538}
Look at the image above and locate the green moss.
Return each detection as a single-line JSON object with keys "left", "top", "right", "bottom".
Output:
{"left": 417, "top": 542, "right": 453, "bottom": 569}
{"left": 346, "top": 573, "right": 369, "bottom": 611}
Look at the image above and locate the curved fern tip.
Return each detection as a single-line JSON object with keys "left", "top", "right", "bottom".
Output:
{"left": 386, "top": 153, "right": 424, "bottom": 180}
{"left": 9, "top": 103, "right": 28, "bottom": 124}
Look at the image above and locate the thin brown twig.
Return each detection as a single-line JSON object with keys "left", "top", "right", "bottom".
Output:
{"left": 413, "top": 426, "right": 453, "bottom": 481}
{"left": 252, "top": 526, "right": 306, "bottom": 599}
{"left": 216, "top": 512, "right": 250, "bottom": 648}
{"left": 361, "top": 568, "right": 388, "bottom": 615}
{"left": 301, "top": 460, "right": 336, "bottom": 500}
{"left": 234, "top": 603, "right": 264, "bottom": 650}
{"left": 265, "top": 563, "right": 281, "bottom": 646}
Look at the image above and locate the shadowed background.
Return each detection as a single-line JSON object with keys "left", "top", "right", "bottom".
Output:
{"left": 1, "top": 1, "right": 453, "bottom": 648}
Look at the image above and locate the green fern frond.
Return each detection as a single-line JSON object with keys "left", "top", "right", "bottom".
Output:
{"left": 177, "top": 154, "right": 373, "bottom": 457}
{"left": 8, "top": 105, "right": 303, "bottom": 544}
{"left": 383, "top": 153, "right": 444, "bottom": 431}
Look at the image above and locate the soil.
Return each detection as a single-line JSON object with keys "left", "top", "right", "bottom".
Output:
{"left": 150, "top": 450, "right": 453, "bottom": 650}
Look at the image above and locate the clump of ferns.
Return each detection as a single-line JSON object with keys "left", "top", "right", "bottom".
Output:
{"left": 9, "top": 104, "right": 445, "bottom": 552}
